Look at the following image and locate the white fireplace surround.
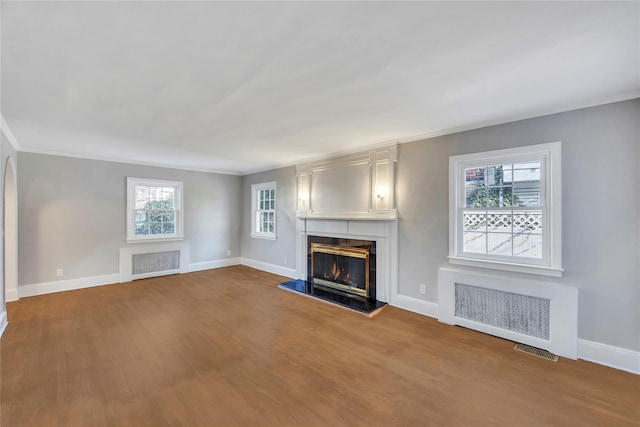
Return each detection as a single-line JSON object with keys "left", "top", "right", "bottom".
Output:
{"left": 296, "top": 218, "right": 397, "bottom": 302}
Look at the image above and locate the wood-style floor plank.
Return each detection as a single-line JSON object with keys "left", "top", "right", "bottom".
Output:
{"left": 2, "top": 266, "right": 639, "bottom": 426}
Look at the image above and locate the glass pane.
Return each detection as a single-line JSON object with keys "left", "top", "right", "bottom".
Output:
{"left": 514, "top": 161, "right": 541, "bottom": 170}
{"left": 148, "top": 211, "right": 162, "bottom": 222}
{"left": 487, "top": 165, "right": 507, "bottom": 186}
{"left": 162, "top": 188, "right": 174, "bottom": 200}
{"left": 513, "top": 182, "right": 541, "bottom": 207}
{"left": 135, "top": 198, "right": 148, "bottom": 209}
{"left": 149, "top": 186, "right": 162, "bottom": 201}
{"left": 463, "top": 212, "right": 486, "bottom": 232}
{"left": 150, "top": 223, "right": 163, "bottom": 235}
{"left": 135, "top": 211, "right": 147, "bottom": 222}
{"left": 486, "top": 212, "right": 511, "bottom": 232}
{"left": 486, "top": 186, "right": 513, "bottom": 207}
{"left": 162, "top": 223, "right": 175, "bottom": 234}
{"left": 487, "top": 233, "right": 512, "bottom": 256}
{"left": 270, "top": 189, "right": 275, "bottom": 200}
{"left": 513, "top": 234, "right": 542, "bottom": 258}
{"left": 162, "top": 199, "right": 174, "bottom": 210}
{"left": 463, "top": 232, "right": 486, "bottom": 254}
{"left": 268, "top": 223, "right": 274, "bottom": 233}
{"left": 514, "top": 168, "right": 540, "bottom": 182}
{"left": 268, "top": 212, "right": 274, "bottom": 222}
{"left": 465, "top": 183, "right": 487, "bottom": 207}
{"left": 513, "top": 212, "right": 543, "bottom": 233}
{"left": 135, "top": 186, "right": 149, "bottom": 198}
{"left": 502, "top": 165, "right": 513, "bottom": 184}
{"left": 135, "top": 222, "right": 149, "bottom": 236}
{"left": 269, "top": 200, "right": 275, "bottom": 210}
{"left": 162, "top": 211, "right": 176, "bottom": 223}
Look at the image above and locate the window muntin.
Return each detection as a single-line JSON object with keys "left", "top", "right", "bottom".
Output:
{"left": 127, "top": 178, "right": 183, "bottom": 243}
{"left": 251, "top": 182, "right": 277, "bottom": 239}
{"left": 449, "top": 142, "right": 562, "bottom": 276}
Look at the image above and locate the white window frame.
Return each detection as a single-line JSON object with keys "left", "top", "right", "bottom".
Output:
{"left": 448, "top": 142, "right": 563, "bottom": 277}
{"left": 251, "top": 181, "right": 277, "bottom": 240}
{"left": 126, "top": 177, "right": 184, "bottom": 244}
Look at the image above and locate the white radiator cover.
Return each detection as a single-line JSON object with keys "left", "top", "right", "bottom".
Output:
{"left": 119, "top": 243, "right": 190, "bottom": 282}
{"left": 438, "top": 267, "right": 578, "bottom": 359}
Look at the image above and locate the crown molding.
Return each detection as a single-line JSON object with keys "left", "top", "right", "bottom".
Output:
{"left": 0, "top": 115, "right": 21, "bottom": 152}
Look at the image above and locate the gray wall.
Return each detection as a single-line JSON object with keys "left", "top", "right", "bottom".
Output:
{"left": 240, "top": 166, "right": 297, "bottom": 270}
{"left": 240, "top": 99, "right": 640, "bottom": 352}
{"left": 397, "top": 99, "right": 639, "bottom": 351}
{"left": 18, "top": 153, "right": 241, "bottom": 285}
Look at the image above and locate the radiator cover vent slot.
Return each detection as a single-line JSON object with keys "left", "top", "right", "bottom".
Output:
{"left": 455, "top": 282, "right": 550, "bottom": 340}
{"left": 132, "top": 250, "right": 180, "bottom": 276}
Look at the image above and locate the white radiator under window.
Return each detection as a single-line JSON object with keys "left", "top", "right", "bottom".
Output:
{"left": 119, "top": 243, "right": 189, "bottom": 282}
{"left": 438, "top": 267, "right": 577, "bottom": 359}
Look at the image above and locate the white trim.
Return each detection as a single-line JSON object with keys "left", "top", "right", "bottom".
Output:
{"left": 240, "top": 257, "right": 296, "bottom": 279}
{"left": 448, "top": 141, "right": 562, "bottom": 276}
{"left": 448, "top": 256, "right": 564, "bottom": 277}
{"left": 19, "top": 146, "right": 241, "bottom": 176}
{"left": 5, "top": 288, "right": 19, "bottom": 302}
{"left": 190, "top": 257, "right": 241, "bottom": 272}
{"left": 19, "top": 273, "right": 120, "bottom": 298}
{"left": 251, "top": 181, "right": 277, "bottom": 240}
{"left": 126, "top": 177, "right": 184, "bottom": 243}
{"left": 391, "top": 294, "right": 438, "bottom": 318}
{"left": 0, "top": 311, "right": 7, "bottom": 339}
{"left": 0, "top": 115, "right": 21, "bottom": 151}
{"left": 578, "top": 339, "right": 640, "bottom": 375}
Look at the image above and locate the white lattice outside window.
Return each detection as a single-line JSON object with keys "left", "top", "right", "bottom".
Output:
{"left": 449, "top": 142, "right": 562, "bottom": 276}
{"left": 251, "top": 181, "right": 277, "bottom": 240}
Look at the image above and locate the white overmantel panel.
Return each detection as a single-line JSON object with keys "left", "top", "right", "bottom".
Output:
{"left": 296, "top": 145, "right": 397, "bottom": 220}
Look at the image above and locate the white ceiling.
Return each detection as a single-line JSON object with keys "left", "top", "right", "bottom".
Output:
{"left": 2, "top": 1, "right": 638, "bottom": 175}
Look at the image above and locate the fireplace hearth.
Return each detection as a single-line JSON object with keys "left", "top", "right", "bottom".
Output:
{"left": 277, "top": 235, "right": 386, "bottom": 316}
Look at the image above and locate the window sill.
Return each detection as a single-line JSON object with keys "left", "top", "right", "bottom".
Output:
{"left": 250, "top": 234, "right": 277, "bottom": 241}
{"left": 447, "top": 256, "right": 564, "bottom": 277}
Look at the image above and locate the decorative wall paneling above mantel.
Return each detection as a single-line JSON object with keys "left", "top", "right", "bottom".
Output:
{"left": 296, "top": 145, "right": 397, "bottom": 220}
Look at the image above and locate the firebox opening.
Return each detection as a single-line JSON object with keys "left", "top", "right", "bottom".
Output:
{"left": 311, "top": 244, "right": 369, "bottom": 297}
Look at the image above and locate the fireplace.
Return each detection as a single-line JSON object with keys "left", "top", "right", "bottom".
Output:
{"left": 307, "top": 236, "right": 376, "bottom": 299}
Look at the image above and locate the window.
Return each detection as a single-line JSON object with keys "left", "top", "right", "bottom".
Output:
{"left": 127, "top": 177, "right": 183, "bottom": 243}
{"left": 251, "top": 181, "right": 276, "bottom": 240}
{"left": 449, "top": 142, "right": 562, "bottom": 276}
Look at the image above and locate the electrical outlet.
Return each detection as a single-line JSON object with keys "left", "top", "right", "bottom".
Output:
{"left": 56, "top": 268, "right": 64, "bottom": 277}
{"left": 227, "top": 250, "right": 231, "bottom": 256}
{"left": 419, "top": 284, "right": 427, "bottom": 295}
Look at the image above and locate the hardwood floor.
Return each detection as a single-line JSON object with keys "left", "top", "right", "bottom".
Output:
{"left": 2, "top": 266, "right": 639, "bottom": 426}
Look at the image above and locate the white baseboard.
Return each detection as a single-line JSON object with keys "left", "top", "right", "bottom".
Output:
{"left": 5, "top": 288, "right": 19, "bottom": 302}
{"left": 578, "top": 339, "right": 640, "bottom": 375}
{"left": 240, "top": 257, "right": 296, "bottom": 279}
{"left": 0, "top": 311, "right": 7, "bottom": 339}
{"left": 19, "top": 273, "right": 120, "bottom": 298}
{"left": 190, "top": 257, "right": 241, "bottom": 272}
{"left": 391, "top": 294, "right": 438, "bottom": 318}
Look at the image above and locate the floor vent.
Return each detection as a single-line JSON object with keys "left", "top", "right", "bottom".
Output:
{"left": 132, "top": 250, "right": 180, "bottom": 276}
{"left": 514, "top": 343, "right": 559, "bottom": 362}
